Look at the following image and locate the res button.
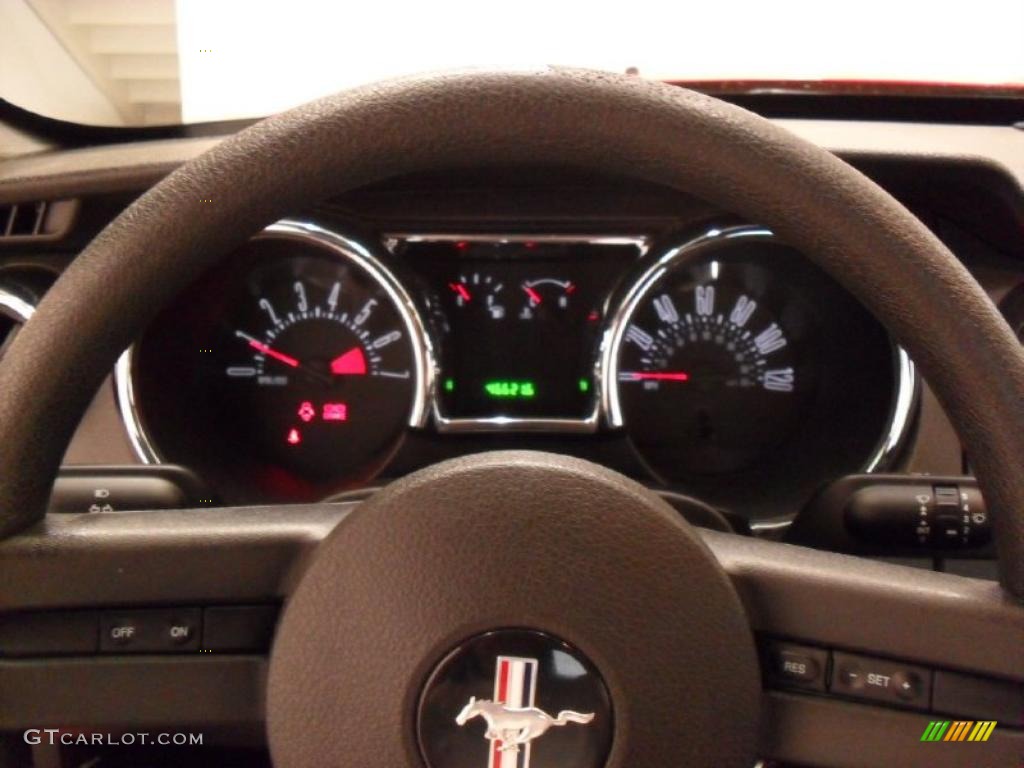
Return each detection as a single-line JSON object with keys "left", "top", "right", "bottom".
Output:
{"left": 763, "top": 640, "right": 828, "bottom": 691}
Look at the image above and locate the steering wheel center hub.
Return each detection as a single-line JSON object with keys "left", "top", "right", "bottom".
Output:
{"left": 267, "top": 451, "right": 759, "bottom": 767}
{"left": 418, "top": 629, "right": 612, "bottom": 768}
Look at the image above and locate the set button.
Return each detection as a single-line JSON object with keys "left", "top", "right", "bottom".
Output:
{"left": 831, "top": 650, "right": 931, "bottom": 709}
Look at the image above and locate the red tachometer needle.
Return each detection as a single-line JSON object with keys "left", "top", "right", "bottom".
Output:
{"left": 330, "top": 346, "right": 368, "bottom": 375}
{"left": 248, "top": 339, "right": 299, "bottom": 368}
{"left": 621, "top": 371, "right": 690, "bottom": 382}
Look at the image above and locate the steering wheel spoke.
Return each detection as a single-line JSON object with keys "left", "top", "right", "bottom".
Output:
{"left": 0, "top": 499, "right": 1020, "bottom": 766}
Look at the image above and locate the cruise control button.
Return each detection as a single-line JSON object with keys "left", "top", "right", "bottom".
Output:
{"left": 891, "top": 670, "right": 924, "bottom": 700}
{"left": 762, "top": 640, "right": 827, "bottom": 691}
{"left": 100, "top": 608, "right": 200, "bottom": 653}
{"left": 166, "top": 617, "right": 197, "bottom": 646}
{"left": 830, "top": 651, "right": 931, "bottom": 710}
{"left": 105, "top": 617, "right": 140, "bottom": 648}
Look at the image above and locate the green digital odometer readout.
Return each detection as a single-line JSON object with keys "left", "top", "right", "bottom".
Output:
{"left": 483, "top": 380, "right": 536, "bottom": 399}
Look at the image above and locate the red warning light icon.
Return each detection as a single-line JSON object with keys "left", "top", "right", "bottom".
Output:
{"left": 323, "top": 403, "right": 348, "bottom": 422}
{"left": 297, "top": 401, "right": 315, "bottom": 422}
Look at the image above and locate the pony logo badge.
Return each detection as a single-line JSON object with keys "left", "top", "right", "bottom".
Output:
{"left": 455, "top": 655, "right": 595, "bottom": 767}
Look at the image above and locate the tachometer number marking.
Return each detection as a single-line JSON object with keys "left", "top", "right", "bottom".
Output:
{"left": 294, "top": 281, "right": 308, "bottom": 313}
{"left": 371, "top": 330, "right": 402, "bottom": 349}
{"left": 354, "top": 298, "right": 378, "bottom": 326}
{"left": 259, "top": 298, "right": 281, "bottom": 326}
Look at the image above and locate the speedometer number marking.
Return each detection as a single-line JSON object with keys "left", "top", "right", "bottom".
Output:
{"left": 626, "top": 324, "right": 655, "bottom": 351}
{"left": 695, "top": 285, "right": 715, "bottom": 316}
{"left": 729, "top": 295, "right": 757, "bottom": 327}
{"left": 653, "top": 294, "right": 679, "bottom": 323}
{"left": 753, "top": 323, "right": 787, "bottom": 355}
{"left": 762, "top": 367, "right": 796, "bottom": 392}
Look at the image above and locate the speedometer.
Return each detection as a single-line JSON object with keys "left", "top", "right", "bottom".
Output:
{"left": 608, "top": 229, "right": 813, "bottom": 476}
{"left": 124, "top": 220, "right": 430, "bottom": 501}
{"left": 604, "top": 226, "right": 915, "bottom": 520}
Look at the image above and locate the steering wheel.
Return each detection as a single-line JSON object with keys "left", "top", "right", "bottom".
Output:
{"left": 1, "top": 70, "right": 1022, "bottom": 768}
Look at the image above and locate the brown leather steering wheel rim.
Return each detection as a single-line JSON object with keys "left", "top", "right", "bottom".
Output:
{"left": 0, "top": 67, "right": 1022, "bottom": 601}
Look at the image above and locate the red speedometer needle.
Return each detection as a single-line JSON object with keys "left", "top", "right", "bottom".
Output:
{"left": 620, "top": 371, "right": 690, "bottom": 382}
{"left": 248, "top": 339, "right": 299, "bottom": 368}
{"left": 523, "top": 285, "right": 542, "bottom": 305}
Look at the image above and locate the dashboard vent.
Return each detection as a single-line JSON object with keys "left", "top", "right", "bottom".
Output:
{"left": 0, "top": 199, "right": 77, "bottom": 241}
{"left": 2, "top": 201, "right": 47, "bottom": 237}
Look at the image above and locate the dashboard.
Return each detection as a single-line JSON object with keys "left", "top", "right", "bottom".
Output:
{"left": 1, "top": 118, "right": 1023, "bottom": 542}
{"left": 2, "top": 93, "right": 1023, "bottom": 768}
{"left": 110, "top": 215, "right": 912, "bottom": 527}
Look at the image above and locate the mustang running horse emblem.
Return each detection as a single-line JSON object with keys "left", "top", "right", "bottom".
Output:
{"left": 456, "top": 697, "right": 595, "bottom": 753}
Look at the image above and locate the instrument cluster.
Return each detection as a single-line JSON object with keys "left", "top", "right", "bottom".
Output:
{"left": 120, "top": 219, "right": 916, "bottom": 523}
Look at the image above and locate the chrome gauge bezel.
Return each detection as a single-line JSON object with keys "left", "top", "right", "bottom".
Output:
{"left": 1, "top": 275, "right": 47, "bottom": 362}
{"left": 384, "top": 232, "right": 650, "bottom": 434}
{"left": 0, "top": 286, "right": 36, "bottom": 324}
{"left": 599, "top": 224, "right": 920, "bottom": 476}
{"left": 115, "top": 218, "right": 434, "bottom": 465}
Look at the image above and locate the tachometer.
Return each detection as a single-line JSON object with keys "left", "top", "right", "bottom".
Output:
{"left": 123, "top": 220, "right": 430, "bottom": 501}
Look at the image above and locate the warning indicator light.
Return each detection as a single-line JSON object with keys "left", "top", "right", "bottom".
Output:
{"left": 323, "top": 403, "right": 348, "bottom": 422}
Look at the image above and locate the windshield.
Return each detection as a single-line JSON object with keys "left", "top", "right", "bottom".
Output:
{"left": 1, "top": 0, "right": 1022, "bottom": 127}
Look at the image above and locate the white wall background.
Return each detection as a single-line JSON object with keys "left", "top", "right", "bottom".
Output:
{"left": 2, "top": 0, "right": 1022, "bottom": 127}
{"left": 177, "top": 0, "right": 1024, "bottom": 123}
{"left": 0, "top": 0, "right": 124, "bottom": 125}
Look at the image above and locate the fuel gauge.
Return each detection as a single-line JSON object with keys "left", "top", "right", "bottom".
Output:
{"left": 519, "top": 278, "right": 576, "bottom": 320}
